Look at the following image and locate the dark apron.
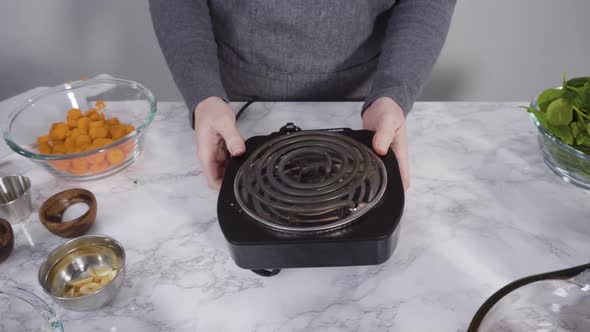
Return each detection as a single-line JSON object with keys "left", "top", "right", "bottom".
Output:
{"left": 217, "top": 46, "right": 377, "bottom": 102}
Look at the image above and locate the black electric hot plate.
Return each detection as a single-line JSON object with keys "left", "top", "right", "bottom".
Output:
{"left": 217, "top": 123, "right": 404, "bottom": 276}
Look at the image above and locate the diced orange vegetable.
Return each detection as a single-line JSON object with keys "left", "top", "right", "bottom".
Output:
{"left": 93, "top": 138, "right": 114, "bottom": 147}
{"left": 78, "top": 117, "right": 90, "bottom": 130}
{"left": 88, "top": 120, "right": 105, "bottom": 128}
{"left": 65, "top": 137, "right": 76, "bottom": 150}
{"left": 85, "top": 108, "right": 98, "bottom": 117}
{"left": 106, "top": 149, "right": 125, "bottom": 165}
{"left": 106, "top": 117, "right": 119, "bottom": 126}
{"left": 69, "top": 167, "right": 87, "bottom": 175}
{"left": 53, "top": 144, "right": 67, "bottom": 154}
{"left": 50, "top": 160, "right": 71, "bottom": 172}
{"left": 75, "top": 135, "right": 91, "bottom": 148}
{"left": 89, "top": 127, "right": 108, "bottom": 139}
{"left": 50, "top": 122, "right": 69, "bottom": 141}
{"left": 38, "top": 142, "right": 52, "bottom": 155}
{"left": 34, "top": 101, "right": 137, "bottom": 169}
{"left": 71, "top": 158, "right": 88, "bottom": 171}
{"left": 108, "top": 125, "right": 126, "bottom": 140}
{"left": 67, "top": 118, "right": 78, "bottom": 128}
{"left": 83, "top": 145, "right": 97, "bottom": 152}
{"left": 37, "top": 135, "right": 51, "bottom": 144}
{"left": 67, "top": 108, "right": 83, "bottom": 120}
{"left": 70, "top": 128, "right": 82, "bottom": 139}
{"left": 121, "top": 140, "right": 136, "bottom": 154}
{"left": 87, "top": 152, "right": 106, "bottom": 164}
{"left": 125, "top": 125, "right": 135, "bottom": 135}
{"left": 89, "top": 160, "right": 109, "bottom": 174}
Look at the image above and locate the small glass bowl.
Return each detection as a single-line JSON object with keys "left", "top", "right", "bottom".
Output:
{"left": 3, "top": 77, "right": 157, "bottom": 180}
{"left": 0, "top": 287, "right": 64, "bottom": 332}
{"left": 531, "top": 99, "right": 590, "bottom": 189}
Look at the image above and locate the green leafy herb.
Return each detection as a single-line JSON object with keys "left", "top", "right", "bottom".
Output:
{"left": 520, "top": 75, "right": 590, "bottom": 176}
{"left": 567, "top": 76, "right": 590, "bottom": 88}
{"left": 546, "top": 98, "right": 573, "bottom": 126}
{"left": 521, "top": 74, "right": 590, "bottom": 153}
{"left": 537, "top": 88, "right": 563, "bottom": 111}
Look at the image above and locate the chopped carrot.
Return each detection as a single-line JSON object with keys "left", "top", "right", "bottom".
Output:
{"left": 108, "top": 125, "right": 126, "bottom": 140}
{"left": 75, "top": 135, "right": 91, "bottom": 148}
{"left": 93, "top": 138, "right": 114, "bottom": 147}
{"left": 106, "top": 149, "right": 125, "bottom": 165}
{"left": 37, "top": 135, "right": 51, "bottom": 144}
{"left": 120, "top": 140, "right": 135, "bottom": 154}
{"left": 106, "top": 117, "right": 119, "bottom": 126}
{"left": 87, "top": 151, "right": 106, "bottom": 164}
{"left": 67, "top": 108, "right": 83, "bottom": 120}
{"left": 89, "top": 127, "right": 108, "bottom": 139}
{"left": 50, "top": 122, "right": 69, "bottom": 141}
{"left": 88, "top": 120, "right": 105, "bottom": 128}
{"left": 34, "top": 101, "right": 136, "bottom": 162}
{"left": 85, "top": 108, "right": 98, "bottom": 117}
{"left": 52, "top": 144, "right": 67, "bottom": 154}
{"left": 125, "top": 125, "right": 135, "bottom": 135}
{"left": 38, "top": 142, "right": 52, "bottom": 155}
{"left": 78, "top": 117, "right": 90, "bottom": 131}
{"left": 50, "top": 160, "right": 71, "bottom": 172}
{"left": 71, "top": 158, "right": 88, "bottom": 171}
{"left": 89, "top": 160, "right": 109, "bottom": 174}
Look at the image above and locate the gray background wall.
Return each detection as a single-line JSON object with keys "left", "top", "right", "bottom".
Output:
{"left": 1, "top": 1, "right": 589, "bottom": 103}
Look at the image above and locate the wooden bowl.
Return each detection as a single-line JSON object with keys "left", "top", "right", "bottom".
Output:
{"left": 0, "top": 218, "right": 15, "bottom": 263}
{"left": 39, "top": 189, "right": 97, "bottom": 238}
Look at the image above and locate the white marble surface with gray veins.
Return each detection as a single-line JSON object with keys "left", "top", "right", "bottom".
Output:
{"left": 1, "top": 96, "right": 590, "bottom": 331}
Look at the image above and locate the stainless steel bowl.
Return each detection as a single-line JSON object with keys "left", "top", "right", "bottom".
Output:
{"left": 0, "top": 175, "right": 32, "bottom": 223}
{"left": 38, "top": 235, "right": 126, "bottom": 311}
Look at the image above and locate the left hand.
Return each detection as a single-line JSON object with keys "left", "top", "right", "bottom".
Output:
{"left": 362, "top": 97, "right": 410, "bottom": 190}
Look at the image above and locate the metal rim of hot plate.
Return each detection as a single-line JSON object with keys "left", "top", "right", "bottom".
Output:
{"left": 233, "top": 130, "right": 388, "bottom": 233}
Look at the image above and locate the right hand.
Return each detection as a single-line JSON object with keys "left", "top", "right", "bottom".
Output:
{"left": 194, "top": 97, "right": 245, "bottom": 190}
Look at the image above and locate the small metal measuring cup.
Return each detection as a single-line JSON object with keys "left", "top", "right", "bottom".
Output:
{"left": 0, "top": 175, "right": 33, "bottom": 223}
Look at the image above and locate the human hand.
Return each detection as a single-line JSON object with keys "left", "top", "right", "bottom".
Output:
{"left": 362, "top": 97, "right": 410, "bottom": 190}
{"left": 194, "top": 97, "right": 245, "bottom": 190}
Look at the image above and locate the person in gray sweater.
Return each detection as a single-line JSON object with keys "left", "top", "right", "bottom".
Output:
{"left": 149, "top": 0, "right": 456, "bottom": 190}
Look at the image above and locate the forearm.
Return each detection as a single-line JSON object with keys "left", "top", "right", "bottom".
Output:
{"left": 364, "top": 0, "right": 456, "bottom": 115}
{"left": 149, "top": 0, "right": 227, "bottom": 127}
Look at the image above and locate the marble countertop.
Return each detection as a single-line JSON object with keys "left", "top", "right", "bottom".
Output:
{"left": 1, "top": 98, "right": 590, "bottom": 332}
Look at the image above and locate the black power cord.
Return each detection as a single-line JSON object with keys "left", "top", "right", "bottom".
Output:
{"left": 235, "top": 100, "right": 256, "bottom": 121}
{"left": 468, "top": 262, "right": 590, "bottom": 331}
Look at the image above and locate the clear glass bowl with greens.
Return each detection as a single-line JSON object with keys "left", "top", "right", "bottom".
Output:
{"left": 3, "top": 77, "right": 157, "bottom": 180}
{"left": 531, "top": 95, "right": 590, "bottom": 189}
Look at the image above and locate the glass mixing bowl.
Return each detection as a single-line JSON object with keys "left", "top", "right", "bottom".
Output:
{"left": 3, "top": 77, "right": 156, "bottom": 180}
{"left": 0, "top": 286, "right": 63, "bottom": 332}
{"left": 530, "top": 97, "right": 590, "bottom": 189}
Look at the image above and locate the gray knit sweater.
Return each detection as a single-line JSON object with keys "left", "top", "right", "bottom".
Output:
{"left": 149, "top": 0, "right": 455, "bottom": 124}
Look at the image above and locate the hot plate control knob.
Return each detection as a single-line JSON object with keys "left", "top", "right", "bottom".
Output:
{"left": 280, "top": 123, "right": 301, "bottom": 134}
